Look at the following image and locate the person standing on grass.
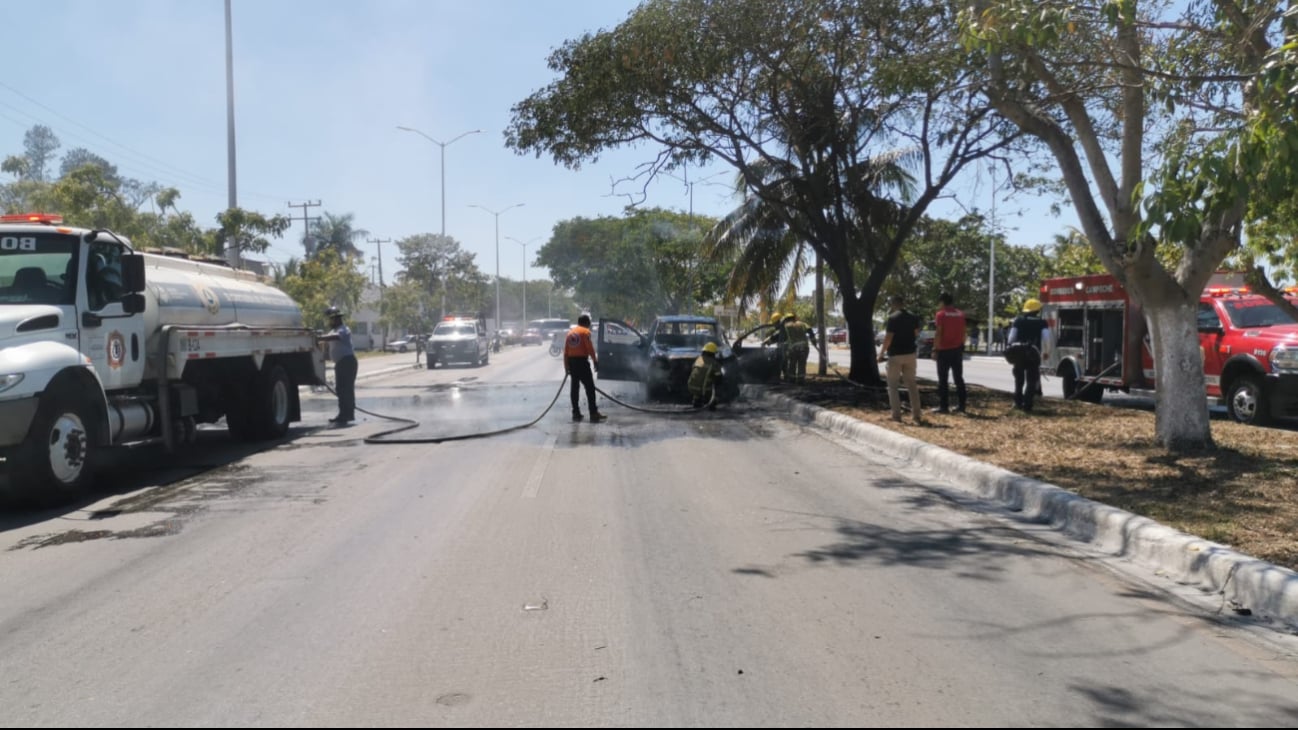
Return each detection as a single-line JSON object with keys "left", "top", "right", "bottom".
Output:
{"left": 931, "top": 292, "right": 968, "bottom": 414}
{"left": 878, "top": 295, "right": 923, "bottom": 425}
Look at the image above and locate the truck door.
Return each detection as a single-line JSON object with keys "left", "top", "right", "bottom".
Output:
{"left": 596, "top": 318, "right": 646, "bottom": 381}
{"left": 79, "top": 241, "right": 147, "bottom": 391}
{"left": 1197, "top": 300, "right": 1227, "bottom": 397}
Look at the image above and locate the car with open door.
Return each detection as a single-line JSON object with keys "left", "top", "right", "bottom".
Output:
{"left": 599, "top": 315, "right": 770, "bottom": 401}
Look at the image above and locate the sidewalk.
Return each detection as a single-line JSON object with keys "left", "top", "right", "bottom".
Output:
{"left": 746, "top": 385, "right": 1298, "bottom": 630}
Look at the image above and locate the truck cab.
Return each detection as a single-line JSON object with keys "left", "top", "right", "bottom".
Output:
{"left": 1040, "top": 272, "right": 1298, "bottom": 425}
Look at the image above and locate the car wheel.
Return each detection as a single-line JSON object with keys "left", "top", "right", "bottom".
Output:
{"left": 1227, "top": 374, "right": 1272, "bottom": 426}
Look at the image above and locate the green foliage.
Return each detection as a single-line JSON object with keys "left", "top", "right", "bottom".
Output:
{"left": 393, "top": 233, "right": 486, "bottom": 317}
{"left": 537, "top": 207, "right": 726, "bottom": 324}
{"left": 378, "top": 280, "right": 432, "bottom": 334}
{"left": 878, "top": 214, "right": 1052, "bottom": 326}
{"left": 307, "top": 211, "right": 368, "bottom": 258}
{"left": 213, "top": 207, "right": 292, "bottom": 258}
{"left": 21, "top": 125, "right": 60, "bottom": 182}
{"left": 277, "top": 248, "right": 368, "bottom": 331}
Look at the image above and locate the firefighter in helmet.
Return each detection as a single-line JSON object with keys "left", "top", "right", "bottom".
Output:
{"left": 688, "top": 341, "right": 724, "bottom": 409}
{"left": 1005, "top": 298, "right": 1050, "bottom": 412}
{"left": 781, "top": 312, "right": 816, "bottom": 384}
{"left": 762, "top": 312, "right": 789, "bottom": 382}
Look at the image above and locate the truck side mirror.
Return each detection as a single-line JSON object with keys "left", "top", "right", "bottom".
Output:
{"left": 122, "top": 254, "right": 146, "bottom": 293}
{"left": 122, "top": 293, "right": 146, "bottom": 314}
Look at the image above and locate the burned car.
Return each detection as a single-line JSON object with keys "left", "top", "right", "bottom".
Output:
{"left": 597, "top": 315, "right": 778, "bottom": 401}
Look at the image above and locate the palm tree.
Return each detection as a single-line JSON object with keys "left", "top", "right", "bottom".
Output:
{"left": 272, "top": 256, "right": 302, "bottom": 287}
{"left": 704, "top": 150, "right": 918, "bottom": 342}
{"left": 305, "top": 212, "right": 368, "bottom": 259}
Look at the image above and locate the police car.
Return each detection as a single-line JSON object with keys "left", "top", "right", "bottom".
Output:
{"left": 427, "top": 314, "right": 489, "bottom": 368}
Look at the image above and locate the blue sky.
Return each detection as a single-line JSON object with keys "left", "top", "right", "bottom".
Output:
{"left": 1, "top": 0, "right": 1072, "bottom": 292}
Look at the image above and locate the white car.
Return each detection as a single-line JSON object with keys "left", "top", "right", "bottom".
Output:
{"left": 384, "top": 338, "right": 413, "bottom": 353}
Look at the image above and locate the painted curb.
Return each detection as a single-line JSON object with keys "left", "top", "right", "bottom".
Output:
{"left": 748, "top": 387, "right": 1298, "bottom": 627}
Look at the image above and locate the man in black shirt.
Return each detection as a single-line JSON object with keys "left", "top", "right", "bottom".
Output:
{"left": 879, "top": 295, "right": 923, "bottom": 425}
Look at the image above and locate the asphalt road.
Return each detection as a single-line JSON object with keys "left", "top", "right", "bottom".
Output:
{"left": 2, "top": 344, "right": 1297, "bottom": 727}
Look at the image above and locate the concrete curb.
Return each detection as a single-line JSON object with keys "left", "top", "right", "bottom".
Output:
{"left": 747, "top": 387, "right": 1298, "bottom": 627}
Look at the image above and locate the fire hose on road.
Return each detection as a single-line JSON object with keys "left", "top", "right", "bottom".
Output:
{"left": 322, "top": 373, "right": 721, "bottom": 445}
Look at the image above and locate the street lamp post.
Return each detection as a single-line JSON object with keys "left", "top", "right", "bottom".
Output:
{"left": 397, "top": 125, "right": 481, "bottom": 315}
{"left": 506, "top": 236, "right": 542, "bottom": 325}
{"left": 471, "top": 203, "right": 525, "bottom": 334}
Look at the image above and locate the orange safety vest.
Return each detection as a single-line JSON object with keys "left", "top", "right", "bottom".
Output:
{"left": 564, "top": 325, "right": 596, "bottom": 359}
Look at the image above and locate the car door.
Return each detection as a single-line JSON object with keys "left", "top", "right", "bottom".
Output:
{"left": 730, "top": 323, "right": 782, "bottom": 383}
{"left": 597, "top": 318, "right": 646, "bottom": 381}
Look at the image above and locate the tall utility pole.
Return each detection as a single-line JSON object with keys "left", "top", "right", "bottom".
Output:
{"left": 223, "top": 0, "right": 239, "bottom": 269}
{"left": 288, "top": 200, "right": 322, "bottom": 254}
{"left": 507, "top": 236, "right": 541, "bottom": 325}
{"left": 395, "top": 126, "right": 482, "bottom": 239}
{"left": 470, "top": 203, "right": 525, "bottom": 333}
{"left": 987, "top": 164, "right": 997, "bottom": 356}
{"left": 366, "top": 238, "right": 391, "bottom": 289}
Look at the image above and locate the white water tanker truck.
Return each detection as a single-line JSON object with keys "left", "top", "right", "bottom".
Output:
{"left": 0, "top": 213, "right": 325, "bottom": 504}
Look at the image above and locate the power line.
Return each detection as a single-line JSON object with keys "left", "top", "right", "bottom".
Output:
{"left": 0, "top": 79, "right": 309, "bottom": 202}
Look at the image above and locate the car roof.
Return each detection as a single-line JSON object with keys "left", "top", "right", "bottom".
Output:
{"left": 654, "top": 315, "right": 718, "bottom": 324}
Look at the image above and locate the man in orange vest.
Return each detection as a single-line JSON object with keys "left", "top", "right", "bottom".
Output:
{"left": 564, "top": 314, "right": 607, "bottom": 422}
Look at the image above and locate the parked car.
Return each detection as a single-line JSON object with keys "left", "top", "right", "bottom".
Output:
{"left": 918, "top": 322, "right": 937, "bottom": 358}
{"left": 597, "top": 315, "right": 776, "bottom": 401}
{"left": 827, "top": 327, "right": 848, "bottom": 344}
{"left": 384, "top": 337, "right": 413, "bottom": 353}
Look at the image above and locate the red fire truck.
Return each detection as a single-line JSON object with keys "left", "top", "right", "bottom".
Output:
{"left": 1039, "top": 272, "right": 1298, "bottom": 426}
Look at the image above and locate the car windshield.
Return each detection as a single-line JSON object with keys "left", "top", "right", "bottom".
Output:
{"left": 652, "top": 321, "right": 719, "bottom": 349}
{"left": 0, "top": 233, "right": 78, "bottom": 306}
{"left": 434, "top": 323, "right": 477, "bottom": 336}
{"left": 1221, "top": 298, "right": 1298, "bottom": 328}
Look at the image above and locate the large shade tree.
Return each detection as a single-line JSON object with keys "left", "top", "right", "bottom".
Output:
{"left": 538, "top": 207, "right": 727, "bottom": 324}
{"left": 962, "top": 0, "right": 1297, "bottom": 450}
{"left": 507, "top": 0, "right": 1021, "bottom": 382}
{"left": 394, "top": 233, "right": 486, "bottom": 318}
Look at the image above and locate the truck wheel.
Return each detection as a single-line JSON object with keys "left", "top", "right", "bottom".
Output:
{"left": 250, "top": 365, "right": 293, "bottom": 440}
{"left": 1227, "top": 374, "right": 1272, "bottom": 426}
{"left": 1060, "top": 367, "right": 1078, "bottom": 399}
{"left": 1078, "top": 382, "right": 1104, "bottom": 404}
{"left": 7, "top": 390, "right": 97, "bottom": 505}
{"left": 481, "top": 349, "right": 489, "bottom": 366}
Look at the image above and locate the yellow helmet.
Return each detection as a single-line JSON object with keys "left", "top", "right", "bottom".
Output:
{"left": 702, "top": 342, "right": 719, "bottom": 355}
{"left": 1023, "top": 298, "right": 1043, "bottom": 313}
{"left": 770, "top": 312, "right": 783, "bottom": 324}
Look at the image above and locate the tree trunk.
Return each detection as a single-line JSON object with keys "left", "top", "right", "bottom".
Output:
{"left": 1145, "top": 302, "right": 1214, "bottom": 451}
{"left": 843, "top": 294, "right": 882, "bottom": 385}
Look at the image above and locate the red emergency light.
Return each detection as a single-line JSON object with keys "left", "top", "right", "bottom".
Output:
{"left": 0, "top": 212, "right": 63, "bottom": 225}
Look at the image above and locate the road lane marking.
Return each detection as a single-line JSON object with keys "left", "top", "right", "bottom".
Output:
{"left": 522, "top": 434, "right": 557, "bottom": 499}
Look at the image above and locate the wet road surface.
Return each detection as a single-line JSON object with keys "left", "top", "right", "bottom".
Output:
{"left": 3, "top": 344, "right": 1298, "bottom": 726}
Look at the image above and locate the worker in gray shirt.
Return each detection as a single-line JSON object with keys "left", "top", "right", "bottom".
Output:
{"left": 318, "top": 306, "right": 357, "bottom": 425}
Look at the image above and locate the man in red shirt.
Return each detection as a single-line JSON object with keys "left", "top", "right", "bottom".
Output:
{"left": 932, "top": 292, "right": 967, "bottom": 413}
{"left": 564, "top": 314, "right": 607, "bottom": 422}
